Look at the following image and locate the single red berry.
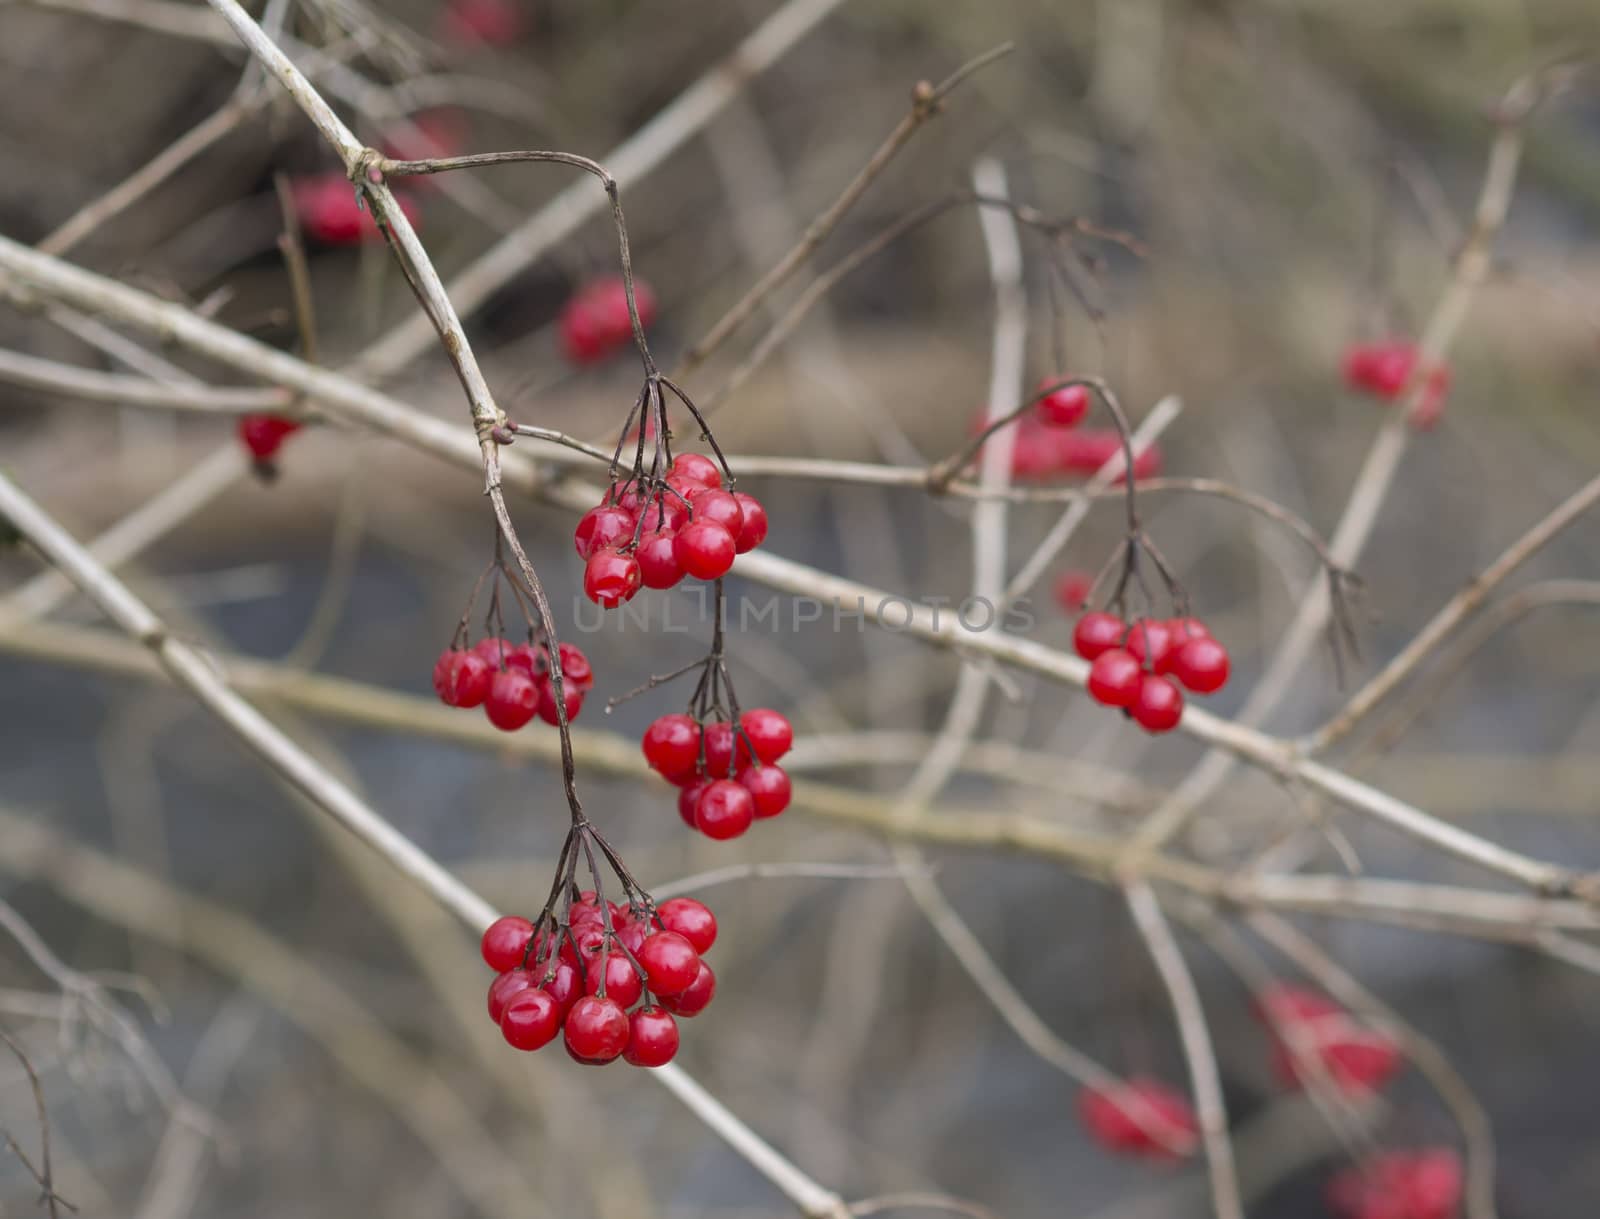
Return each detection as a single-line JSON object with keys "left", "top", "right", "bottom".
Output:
{"left": 237, "top": 414, "right": 301, "bottom": 461}
{"left": 1058, "top": 429, "right": 1162, "bottom": 481}
{"left": 669, "top": 453, "right": 722, "bottom": 490}
{"left": 480, "top": 915, "right": 534, "bottom": 972}
{"left": 738, "top": 708, "right": 793, "bottom": 764}
{"left": 584, "top": 548, "right": 642, "bottom": 607}
{"left": 636, "top": 931, "right": 701, "bottom": 995}
{"left": 1077, "top": 1079, "right": 1198, "bottom": 1160}
{"left": 1325, "top": 1149, "right": 1463, "bottom": 1219}
{"left": 738, "top": 764, "right": 791, "bottom": 819}
{"left": 291, "top": 174, "right": 420, "bottom": 245}
{"left": 562, "top": 994, "right": 630, "bottom": 1064}
{"left": 1257, "top": 985, "right": 1400, "bottom": 1097}
{"left": 678, "top": 780, "right": 711, "bottom": 828}
{"left": 444, "top": 650, "right": 492, "bottom": 707}
{"left": 584, "top": 950, "right": 644, "bottom": 1009}
{"left": 1087, "top": 649, "right": 1142, "bottom": 708}
{"left": 484, "top": 668, "right": 539, "bottom": 731}
{"left": 1130, "top": 673, "right": 1184, "bottom": 733}
{"left": 555, "top": 642, "right": 593, "bottom": 690}
{"left": 1053, "top": 570, "right": 1094, "bottom": 614}
{"left": 656, "top": 897, "right": 717, "bottom": 954}
{"left": 473, "top": 636, "right": 513, "bottom": 668}
{"left": 1342, "top": 343, "right": 1382, "bottom": 393}
{"left": 614, "top": 913, "right": 648, "bottom": 954}
{"left": 432, "top": 649, "right": 457, "bottom": 703}
{"left": 1369, "top": 343, "right": 1417, "bottom": 398}
{"left": 535, "top": 679, "right": 584, "bottom": 726}
{"left": 499, "top": 988, "right": 562, "bottom": 1051}
{"left": 636, "top": 529, "right": 684, "bottom": 589}
{"left": 1171, "top": 636, "right": 1230, "bottom": 694}
{"left": 559, "top": 276, "right": 656, "bottom": 365}
{"left": 643, "top": 714, "right": 702, "bottom": 777}
{"left": 1035, "top": 376, "right": 1090, "bottom": 428}
{"left": 689, "top": 488, "right": 744, "bottom": 537}
{"left": 701, "top": 721, "right": 737, "bottom": 778}
{"left": 1166, "top": 616, "right": 1210, "bottom": 642}
{"left": 487, "top": 969, "right": 536, "bottom": 1023}
{"left": 673, "top": 520, "right": 737, "bottom": 580}
{"left": 540, "top": 959, "right": 581, "bottom": 1015}
{"left": 1073, "top": 612, "right": 1125, "bottom": 661}
{"left": 1125, "top": 619, "right": 1175, "bottom": 673}
{"left": 1004, "top": 416, "right": 1060, "bottom": 481}
{"left": 655, "top": 960, "right": 716, "bottom": 1017}
{"left": 575, "top": 505, "right": 636, "bottom": 560}
{"left": 694, "top": 780, "right": 754, "bottom": 840}
{"left": 503, "top": 643, "right": 542, "bottom": 677}
{"left": 439, "top": 0, "right": 524, "bottom": 46}
{"left": 731, "top": 493, "right": 768, "bottom": 552}
{"left": 560, "top": 923, "right": 607, "bottom": 968}
{"left": 624, "top": 1006, "right": 680, "bottom": 1068}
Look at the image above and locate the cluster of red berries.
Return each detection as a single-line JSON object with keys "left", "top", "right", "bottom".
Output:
{"left": 577, "top": 453, "right": 769, "bottom": 606}
{"left": 1076, "top": 1078, "right": 1199, "bottom": 1161}
{"left": 560, "top": 275, "right": 658, "bottom": 365}
{"left": 1072, "top": 612, "right": 1231, "bottom": 733}
{"left": 1255, "top": 984, "right": 1401, "bottom": 1096}
{"left": 1342, "top": 339, "right": 1451, "bottom": 430}
{"left": 237, "top": 414, "right": 303, "bottom": 463}
{"left": 1326, "top": 1149, "right": 1463, "bottom": 1219}
{"left": 480, "top": 895, "right": 718, "bottom": 1067}
{"left": 432, "top": 637, "right": 594, "bottom": 731}
{"left": 641, "top": 708, "right": 794, "bottom": 838}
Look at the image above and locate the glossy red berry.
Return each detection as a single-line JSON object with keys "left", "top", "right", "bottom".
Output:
{"left": 584, "top": 951, "right": 644, "bottom": 1009}
{"left": 484, "top": 668, "right": 539, "bottom": 731}
{"left": 584, "top": 549, "right": 642, "bottom": 607}
{"left": 656, "top": 898, "right": 717, "bottom": 954}
{"left": 1035, "top": 377, "right": 1090, "bottom": 428}
{"left": 444, "top": 650, "right": 492, "bottom": 707}
{"left": 738, "top": 764, "right": 791, "bottom": 819}
{"left": 1130, "top": 673, "right": 1184, "bottom": 733}
{"left": 238, "top": 414, "right": 302, "bottom": 460}
{"left": 575, "top": 505, "right": 636, "bottom": 560}
{"left": 669, "top": 453, "right": 722, "bottom": 490}
{"left": 535, "top": 679, "right": 584, "bottom": 726}
{"left": 624, "top": 1006, "right": 680, "bottom": 1068}
{"left": 655, "top": 960, "right": 716, "bottom": 1017}
{"left": 562, "top": 995, "right": 630, "bottom": 1063}
{"left": 555, "top": 642, "right": 593, "bottom": 690}
{"left": 473, "top": 636, "right": 513, "bottom": 668}
{"left": 1171, "top": 636, "right": 1230, "bottom": 694}
{"left": 480, "top": 915, "right": 534, "bottom": 972}
{"left": 673, "top": 520, "right": 737, "bottom": 581}
{"left": 732, "top": 493, "right": 768, "bottom": 552}
{"left": 636, "top": 930, "right": 701, "bottom": 996}
{"left": 738, "top": 708, "right": 793, "bottom": 764}
{"left": 1053, "top": 570, "right": 1094, "bottom": 613}
{"left": 499, "top": 988, "right": 562, "bottom": 1051}
{"left": 1125, "top": 619, "right": 1175, "bottom": 673}
{"left": 1073, "top": 612, "right": 1126, "bottom": 661}
{"left": 1166, "top": 616, "right": 1210, "bottom": 642}
{"left": 1077, "top": 1079, "right": 1197, "bottom": 1159}
{"left": 694, "top": 780, "right": 754, "bottom": 840}
{"left": 540, "top": 959, "right": 581, "bottom": 1015}
{"left": 1325, "top": 1149, "right": 1462, "bottom": 1219}
{"left": 689, "top": 489, "right": 744, "bottom": 537}
{"left": 677, "top": 780, "right": 711, "bottom": 827}
{"left": 487, "top": 969, "right": 536, "bottom": 1023}
{"left": 643, "top": 714, "right": 702, "bottom": 777}
{"left": 1087, "top": 649, "right": 1142, "bottom": 708}
{"left": 701, "top": 721, "right": 737, "bottom": 778}
{"left": 636, "top": 529, "right": 684, "bottom": 589}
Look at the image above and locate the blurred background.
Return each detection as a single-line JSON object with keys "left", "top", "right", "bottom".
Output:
{"left": 1, "top": 0, "right": 1599, "bottom": 1215}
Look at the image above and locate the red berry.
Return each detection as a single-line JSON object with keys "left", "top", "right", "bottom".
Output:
{"left": 694, "top": 780, "right": 754, "bottom": 840}
{"left": 1002, "top": 415, "right": 1060, "bottom": 481}
{"left": 444, "top": 650, "right": 492, "bottom": 707}
{"left": 738, "top": 708, "right": 793, "bottom": 764}
{"left": 655, "top": 960, "right": 716, "bottom": 1017}
{"left": 555, "top": 642, "right": 593, "bottom": 690}
{"left": 636, "top": 529, "right": 684, "bottom": 589}
{"left": 701, "top": 721, "right": 737, "bottom": 778}
{"left": 1130, "top": 673, "right": 1184, "bottom": 733}
{"left": 484, "top": 668, "right": 539, "bottom": 731}
{"left": 480, "top": 915, "right": 533, "bottom": 972}
{"left": 623, "top": 1006, "right": 680, "bottom": 1068}
{"left": 562, "top": 995, "right": 630, "bottom": 1063}
{"left": 1073, "top": 612, "right": 1125, "bottom": 661}
{"left": 237, "top": 414, "right": 301, "bottom": 460}
{"left": 583, "top": 950, "right": 644, "bottom": 1009}
{"left": 643, "top": 714, "right": 702, "bottom": 777}
{"left": 499, "top": 988, "right": 562, "bottom": 1051}
{"left": 503, "top": 643, "right": 542, "bottom": 677}
{"left": 439, "top": 0, "right": 524, "bottom": 46}
{"left": 731, "top": 493, "right": 768, "bottom": 552}
{"left": 1035, "top": 376, "right": 1090, "bottom": 428}
{"left": 1125, "top": 619, "right": 1175, "bottom": 673}
{"left": 1166, "top": 616, "right": 1210, "bottom": 642}
{"left": 1053, "top": 570, "right": 1094, "bottom": 614}
{"left": 614, "top": 913, "right": 648, "bottom": 954}
{"left": 432, "top": 650, "right": 456, "bottom": 702}
{"left": 487, "top": 969, "right": 536, "bottom": 1023}
{"left": 656, "top": 898, "right": 717, "bottom": 954}
{"left": 540, "top": 959, "right": 581, "bottom": 1015}
{"left": 678, "top": 780, "right": 710, "bottom": 827}
{"left": 1325, "top": 1149, "right": 1463, "bottom": 1219}
{"left": 559, "top": 277, "right": 656, "bottom": 365}
{"left": 636, "top": 930, "right": 701, "bottom": 995}
{"left": 575, "top": 505, "right": 637, "bottom": 560}
{"left": 673, "top": 521, "right": 737, "bottom": 580}
{"left": 1257, "top": 985, "right": 1401, "bottom": 1097}
{"left": 473, "top": 636, "right": 513, "bottom": 668}
{"left": 1077, "top": 1079, "right": 1197, "bottom": 1159}
{"left": 535, "top": 679, "right": 584, "bottom": 726}
{"left": 689, "top": 489, "right": 744, "bottom": 537}
{"left": 1058, "top": 429, "right": 1162, "bottom": 481}
{"left": 584, "top": 548, "right": 642, "bottom": 607}
{"left": 669, "top": 453, "right": 721, "bottom": 490}
{"left": 291, "top": 174, "right": 421, "bottom": 245}
{"left": 1087, "top": 649, "right": 1142, "bottom": 708}
{"left": 1171, "top": 636, "right": 1230, "bottom": 694}
{"left": 738, "top": 764, "right": 791, "bottom": 819}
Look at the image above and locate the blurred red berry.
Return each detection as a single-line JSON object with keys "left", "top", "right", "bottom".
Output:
{"left": 559, "top": 275, "right": 656, "bottom": 365}
{"left": 291, "top": 174, "right": 421, "bottom": 245}
{"left": 1073, "top": 612, "right": 1126, "bottom": 661}
{"left": 1077, "top": 1079, "right": 1197, "bottom": 1160}
{"left": 1053, "top": 569, "right": 1094, "bottom": 613}
{"left": 237, "top": 413, "right": 301, "bottom": 460}
{"left": 1325, "top": 1149, "right": 1463, "bottom": 1219}
{"left": 1130, "top": 673, "right": 1184, "bottom": 733}
{"left": 1035, "top": 376, "right": 1090, "bottom": 428}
